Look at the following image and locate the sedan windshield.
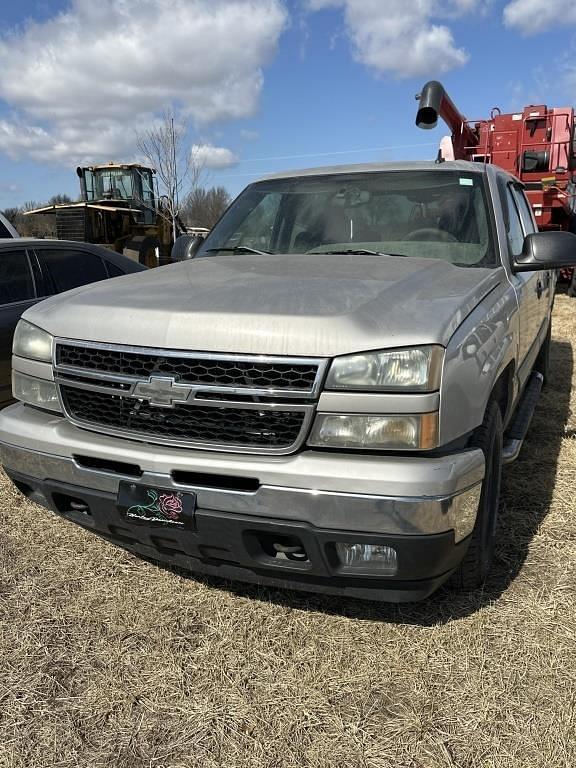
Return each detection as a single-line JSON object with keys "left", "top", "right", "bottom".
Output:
{"left": 196, "top": 170, "right": 496, "bottom": 267}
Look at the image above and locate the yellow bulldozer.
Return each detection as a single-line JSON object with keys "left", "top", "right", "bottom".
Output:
{"left": 25, "top": 163, "right": 184, "bottom": 267}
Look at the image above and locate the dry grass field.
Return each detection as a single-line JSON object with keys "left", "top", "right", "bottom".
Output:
{"left": 0, "top": 293, "right": 575, "bottom": 768}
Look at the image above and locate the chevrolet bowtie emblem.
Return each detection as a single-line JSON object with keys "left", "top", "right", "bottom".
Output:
{"left": 132, "top": 376, "right": 193, "bottom": 408}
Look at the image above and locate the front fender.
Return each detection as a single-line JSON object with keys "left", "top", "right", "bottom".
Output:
{"left": 439, "top": 280, "right": 518, "bottom": 445}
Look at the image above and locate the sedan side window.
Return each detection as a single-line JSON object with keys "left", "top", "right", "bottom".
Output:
{"left": 0, "top": 219, "right": 15, "bottom": 238}
{"left": 36, "top": 248, "right": 108, "bottom": 294}
{"left": 105, "top": 261, "right": 124, "bottom": 278}
{"left": 0, "top": 250, "right": 35, "bottom": 304}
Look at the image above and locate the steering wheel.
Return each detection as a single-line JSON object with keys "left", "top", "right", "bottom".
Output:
{"left": 403, "top": 228, "right": 458, "bottom": 243}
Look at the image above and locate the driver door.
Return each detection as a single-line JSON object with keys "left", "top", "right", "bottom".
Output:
{"left": 502, "top": 182, "right": 546, "bottom": 386}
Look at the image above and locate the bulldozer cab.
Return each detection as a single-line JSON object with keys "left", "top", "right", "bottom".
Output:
{"left": 77, "top": 164, "right": 157, "bottom": 225}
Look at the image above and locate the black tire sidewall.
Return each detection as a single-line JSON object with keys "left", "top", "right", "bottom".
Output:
{"left": 475, "top": 405, "right": 503, "bottom": 576}
{"left": 455, "top": 401, "right": 503, "bottom": 589}
{"left": 138, "top": 236, "right": 160, "bottom": 268}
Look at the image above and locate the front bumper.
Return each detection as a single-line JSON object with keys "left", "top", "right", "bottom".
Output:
{"left": 0, "top": 404, "right": 485, "bottom": 601}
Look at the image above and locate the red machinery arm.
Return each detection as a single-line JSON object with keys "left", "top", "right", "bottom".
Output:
{"left": 416, "top": 81, "right": 478, "bottom": 159}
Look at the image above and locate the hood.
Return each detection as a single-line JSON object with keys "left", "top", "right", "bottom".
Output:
{"left": 25, "top": 253, "right": 502, "bottom": 357}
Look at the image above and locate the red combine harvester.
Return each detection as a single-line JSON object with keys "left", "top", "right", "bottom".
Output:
{"left": 416, "top": 81, "right": 576, "bottom": 294}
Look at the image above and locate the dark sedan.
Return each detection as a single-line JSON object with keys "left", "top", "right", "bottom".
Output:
{"left": 0, "top": 238, "right": 146, "bottom": 405}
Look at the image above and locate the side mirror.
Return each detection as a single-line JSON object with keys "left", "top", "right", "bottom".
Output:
{"left": 512, "top": 231, "right": 576, "bottom": 273}
{"left": 171, "top": 234, "right": 204, "bottom": 262}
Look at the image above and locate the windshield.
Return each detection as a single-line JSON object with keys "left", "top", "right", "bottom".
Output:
{"left": 197, "top": 170, "right": 496, "bottom": 267}
{"left": 91, "top": 169, "right": 135, "bottom": 201}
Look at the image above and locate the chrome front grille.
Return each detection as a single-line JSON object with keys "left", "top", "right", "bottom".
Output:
{"left": 54, "top": 341, "right": 326, "bottom": 454}
{"left": 56, "top": 344, "right": 319, "bottom": 391}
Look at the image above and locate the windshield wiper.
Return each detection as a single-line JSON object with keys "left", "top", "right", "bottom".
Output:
{"left": 206, "top": 245, "right": 271, "bottom": 255}
{"left": 318, "top": 248, "right": 404, "bottom": 257}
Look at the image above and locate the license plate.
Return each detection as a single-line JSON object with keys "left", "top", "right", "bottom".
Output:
{"left": 118, "top": 481, "right": 196, "bottom": 527}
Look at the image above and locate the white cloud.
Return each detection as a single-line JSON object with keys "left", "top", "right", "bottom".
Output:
{"left": 306, "top": 0, "right": 481, "bottom": 78}
{"left": 192, "top": 144, "right": 239, "bottom": 169}
{"left": 307, "top": 0, "right": 342, "bottom": 7}
{"left": 560, "top": 61, "right": 576, "bottom": 105}
{"left": 0, "top": 0, "right": 287, "bottom": 165}
{"left": 0, "top": 181, "right": 20, "bottom": 196}
{"left": 503, "top": 0, "right": 576, "bottom": 34}
{"left": 240, "top": 129, "right": 260, "bottom": 141}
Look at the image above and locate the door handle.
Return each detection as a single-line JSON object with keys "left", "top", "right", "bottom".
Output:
{"left": 536, "top": 280, "right": 543, "bottom": 299}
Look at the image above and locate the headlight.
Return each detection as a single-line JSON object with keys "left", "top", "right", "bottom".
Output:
{"left": 308, "top": 413, "right": 438, "bottom": 450}
{"left": 12, "top": 371, "right": 61, "bottom": 412}
{"left": 326, "top": 346, "right": 443, "bottom": 391}
{"left": 13, "top": 320, "right": 54, "bottom": 362}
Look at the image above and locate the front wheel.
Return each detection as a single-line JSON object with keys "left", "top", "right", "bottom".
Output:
{"left": 453, "top": 400, "right": 503, "bottom": 590}
{"left": 123, "top": 235, "right": 160, "bottom": 267}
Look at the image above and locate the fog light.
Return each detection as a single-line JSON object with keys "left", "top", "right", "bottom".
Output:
{"left": 335, "top": 542, "right": 398, "bottom": 574}
{"left": 12, "top": 371, "right": 62, "bottom": 412}
{"left": 308, "top": 413, "right": 438, "bottom": 449}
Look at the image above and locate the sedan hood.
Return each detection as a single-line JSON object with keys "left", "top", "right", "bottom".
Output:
{"left": 25, "top": 253, "right": 501, "bottom": 357}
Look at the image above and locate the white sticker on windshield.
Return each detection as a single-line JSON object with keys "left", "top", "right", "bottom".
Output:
{"left": 459, "top": 178, "right": 473, "bottom": 186}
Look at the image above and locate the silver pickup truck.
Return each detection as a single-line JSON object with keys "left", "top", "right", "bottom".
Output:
{"left": 2, "top": 160, "right": 576, "bottom": 602}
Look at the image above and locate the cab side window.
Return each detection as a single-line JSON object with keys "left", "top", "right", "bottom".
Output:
{"left": 504, "top": 186, "right": 525, "bottom": 258}
{"left": 36, "top": 248, "right": 108, "bottom": 294}
{"left": 511, "top": 186, "right": 537, "bottom": 235}
{"left": 0, "top": 250, "right": 35, "bottom": 304}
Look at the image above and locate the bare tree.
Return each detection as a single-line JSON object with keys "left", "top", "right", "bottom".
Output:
{"left": 48, "top": 193, "right": 73, "bottom": 205}
{"left": 18, "top": 203, "right": 55, "bottom": 237}
{"left": 22, "top": 200, "right": 43, "bottom": 212}
{"left": 1, "top": 207, "right": 20, "bottom": 226}
{"left": 181, "top": 185, "right": 231, "bottom": 229}
{"left": 136, "top": 111, "right": 204, "bottom": 241}
{"left": 3, "top": 194, "right": 71, "bottom": 238}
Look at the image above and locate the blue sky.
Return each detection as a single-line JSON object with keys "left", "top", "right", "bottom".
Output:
{"left": 0, "top": 0, "right": 575, "bottom": 209}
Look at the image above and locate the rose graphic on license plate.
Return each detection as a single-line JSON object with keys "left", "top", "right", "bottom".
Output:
{"left": 126, "top": 489, "right": 185, "bottom": 525}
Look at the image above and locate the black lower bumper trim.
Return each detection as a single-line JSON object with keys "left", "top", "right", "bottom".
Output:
{"left": 5, "top": 469, "right": 469, "bottom": 602}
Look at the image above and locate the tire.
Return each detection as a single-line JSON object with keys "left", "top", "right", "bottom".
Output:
{"left": 533, "top": 324, "right": 551, "bottom": 386}
{"left": 123, "top": 236, "right": 160, "bottom": 267}
{"left": 138, "top": 236, "right": 160, "bottom": 268}
{"left": 453, "top": 401, "right": 503, "bottom": 590}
